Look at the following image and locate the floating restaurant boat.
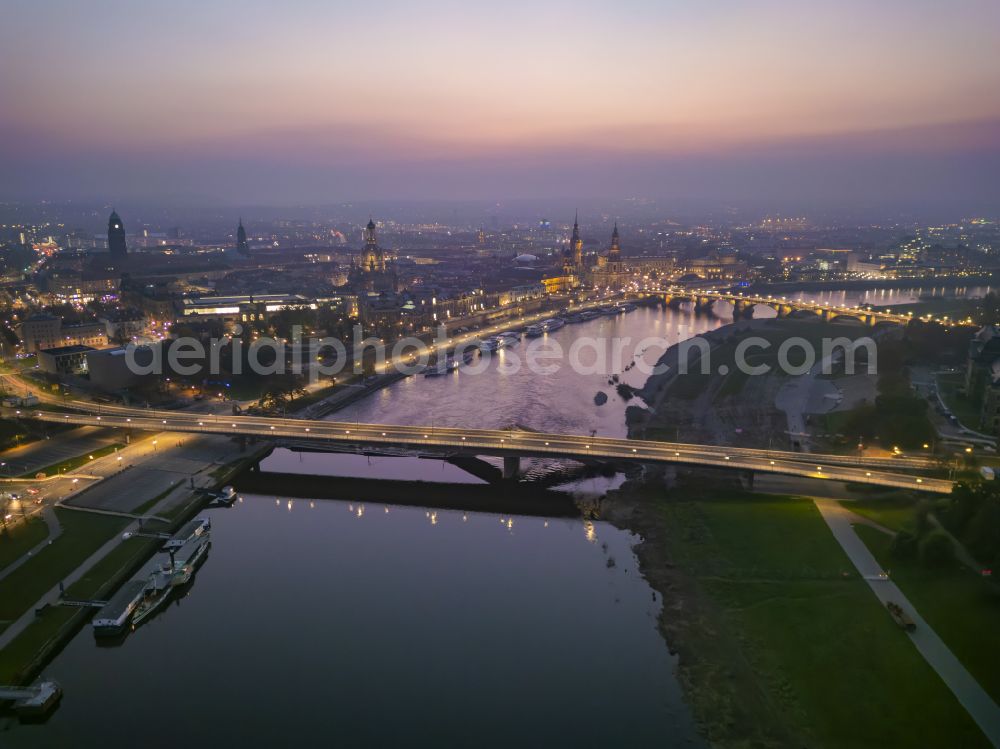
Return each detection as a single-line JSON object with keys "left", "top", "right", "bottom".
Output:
{"left": 524, "top": 324, "right": 543, "bottom": 338}
{"left": 92, "top": 579, "right": 148, "bottom": 637}
{"left": 540, "top": 318, "right": 565, "bottom": 332}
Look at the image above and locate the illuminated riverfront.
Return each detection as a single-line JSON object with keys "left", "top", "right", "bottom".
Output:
{"left": 2, "top": 1, "right": 1000, "bottom": 747}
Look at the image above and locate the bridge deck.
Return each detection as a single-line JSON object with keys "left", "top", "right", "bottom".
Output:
{"left": 17, "top": 405, "right": 952, "bottom": 494}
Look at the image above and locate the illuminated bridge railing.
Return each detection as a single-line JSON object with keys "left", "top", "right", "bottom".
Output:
{"left": 18, "top": 407, "right": 953, "bottom": 494}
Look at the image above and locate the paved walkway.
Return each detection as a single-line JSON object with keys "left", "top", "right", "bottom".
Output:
{"left": 815, "top": 499, "right": 1000, "bottom": 747}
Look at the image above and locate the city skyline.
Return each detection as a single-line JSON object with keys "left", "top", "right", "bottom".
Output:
{"left": 2, "top": 0, "right": 999, "bottom": 212}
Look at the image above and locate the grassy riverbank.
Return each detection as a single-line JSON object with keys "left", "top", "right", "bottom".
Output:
{"left": 843, "top": 496, "right": 920, "bottom": 531}
{"left": 856, "top": 524, "right": 1000, "bottom": 706}
{"left": 0, "top": 517, "right": 49, "bottom": 571}
{"left": 0, "top": 510, "right": 128, "bottom": 629}
{"left": 0, "top": 445, "right": 270, "bottom": 685}
{"left": 606, "top": 485, "right": 989, "bottom": 748}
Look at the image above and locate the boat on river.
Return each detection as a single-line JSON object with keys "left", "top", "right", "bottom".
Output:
{"left": 131, "top": 568, "right": 173, "bottom": 627}
{"left": 92, "top": 580, "right": 148, "bottom": 637}
{"left": 132, "top": 532, "right": 211, "bottom": 627}
{"left": 424, "top": 359, "right": 460, "bottom": 376}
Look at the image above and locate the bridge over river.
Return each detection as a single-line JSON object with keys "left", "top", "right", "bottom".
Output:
{"left": 645, "top": 286, "right": 915, "bottom": 326}
{"left": 13, "top": 404, "right": 952, "bottom": 494}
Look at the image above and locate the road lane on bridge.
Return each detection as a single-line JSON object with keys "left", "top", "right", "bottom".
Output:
{"left": 16, "top": 408, "right": 953, "bottom": 494}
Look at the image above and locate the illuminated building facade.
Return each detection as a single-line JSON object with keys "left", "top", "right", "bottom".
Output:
{"left": 349, "top": 218, "right": 398, "bottom": 293}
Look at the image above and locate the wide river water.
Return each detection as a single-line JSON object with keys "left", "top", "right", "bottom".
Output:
{"left": 1, "top": 284, "right": 989, "bottom": 746}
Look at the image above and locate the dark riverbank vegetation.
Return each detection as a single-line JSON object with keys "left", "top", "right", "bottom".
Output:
{"left": 836, "top": 339, "right": 936, "bottom": 450}
{"left": 605, "top": 479, "right": 990, "bottom": 748}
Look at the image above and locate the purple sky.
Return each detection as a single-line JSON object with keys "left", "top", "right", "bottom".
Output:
{"left": 2, "top": 0, "right": 999, "bottom": 213}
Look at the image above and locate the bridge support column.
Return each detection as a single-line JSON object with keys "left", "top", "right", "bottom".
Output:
{"left": 502, "top": 456, "right": 521, "bottom": 480}
{"left": 742, "top": 470, "right": 755, "bottom": 490}
{"left": 733, "top": 299, "right": 754, "bottom": 320}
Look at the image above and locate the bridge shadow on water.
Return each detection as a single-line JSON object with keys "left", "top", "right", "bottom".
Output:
{"left": 232, "top": 468, "right": 582, "bottom": 518}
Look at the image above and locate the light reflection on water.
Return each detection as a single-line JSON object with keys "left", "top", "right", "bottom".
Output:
{"left": 333, "top": 305, "right": 726, "bottom": 439}
{"left": 786, "top": 285, "right": 992, "bottom": 308}
{"left": 6, "top": 286, "right": 984, "bottom": 747}
{"left": 3, "top": 495, "right": 700, "bottom": 748}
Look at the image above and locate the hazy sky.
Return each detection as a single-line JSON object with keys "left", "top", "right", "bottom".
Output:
{"left": 2, "top": 0, "right": 999, "bottom": 213}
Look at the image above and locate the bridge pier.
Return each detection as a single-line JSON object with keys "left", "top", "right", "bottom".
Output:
{"left": 733, "top": 299, "right": 754, "bottom": 320}
{"left": 502, "top": 456, "right": 521, "bottom": 480}
{"left": 742, "top": 470, "right": 755, "bottom": 490}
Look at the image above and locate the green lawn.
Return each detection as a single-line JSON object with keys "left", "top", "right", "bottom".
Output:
{"left": 0, "top": 517, "right": 50, "bottom": 570}
{"left": 66, "top": 536, "right": 159, "bottom": 600}
{"left": 845, "top": 496, "right": 919, "bottom": 531}
{"left": 857, "top": 524, "right": 1000, "bottom": 705}
{"left": 0, "top": 509, "right": 126, "bottom": 622}
{"left": 652, "top": 491, "right": 989, "bottom": 748}
{"left": 0, "top": 606, "right": 77, "bottom": 683}
{"left": 0, "top": 498, "right": 188, "bottom": 683}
